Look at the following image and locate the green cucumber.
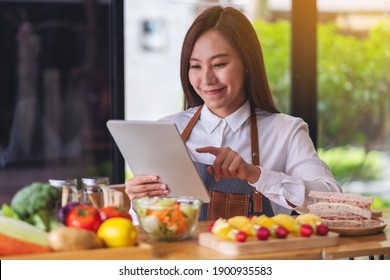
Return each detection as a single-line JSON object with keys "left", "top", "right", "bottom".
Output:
{"left": 157, "top": 197, "right": 176, "bottom": 207}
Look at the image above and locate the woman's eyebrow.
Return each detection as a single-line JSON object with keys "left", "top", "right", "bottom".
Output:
{"left": 211, "top": 53, "right": 229, "bottom": 59}
{"left": 190, "top": 53, "right": 229, "bottom": 61}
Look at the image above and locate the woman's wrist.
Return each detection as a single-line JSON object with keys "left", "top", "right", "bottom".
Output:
{"left": 247, "top": 164, "right": 261, "bottom": 184}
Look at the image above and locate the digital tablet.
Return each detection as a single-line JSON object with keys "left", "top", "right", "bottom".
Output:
{"left": 106, "top": 120, "right": 210, "bottom": 203}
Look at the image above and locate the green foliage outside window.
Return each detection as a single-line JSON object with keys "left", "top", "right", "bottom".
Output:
{"left": 317, "top": 21, "right": 390, "bottom": 149}
{"left": 253, "top": 20, "right": 291, "bottom": 113}
{"left": 317, "top": 145, "right": 382, "bottom": 184}
{"left": 253, "top": 18, "right": 390, "bottom": 149}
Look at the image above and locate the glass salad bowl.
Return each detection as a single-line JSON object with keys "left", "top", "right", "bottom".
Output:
{"left": 134, "top": 196, "right": 202, "bottom": 241}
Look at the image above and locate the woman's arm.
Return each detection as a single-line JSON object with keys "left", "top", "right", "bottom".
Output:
{"left": 250, "top": 117, "right": 342, "bottom": 214}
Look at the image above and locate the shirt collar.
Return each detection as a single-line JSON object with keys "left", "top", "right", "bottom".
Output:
{"left": 200, "top": 100, "right": 251, "bottom": 134}
{"left": 225, "top": 100, "right": 251, "bottom": 132}
{"left": 200, "top": 105, "right": 221, "bottom": 134}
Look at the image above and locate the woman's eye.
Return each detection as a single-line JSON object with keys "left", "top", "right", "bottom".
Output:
{"left": 190, "top": 65, "right": 201, "bottom": 69}
{"left": 214, "top": 63, "right": 226, "bottom": 68}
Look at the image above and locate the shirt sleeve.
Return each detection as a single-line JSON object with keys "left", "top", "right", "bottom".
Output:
{"left": 249, "top": 117, "right": 342, "bottom": 214}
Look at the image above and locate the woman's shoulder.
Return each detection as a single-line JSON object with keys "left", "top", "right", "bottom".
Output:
{"left": 159, "top": 107, "right": 199, "bottom": 122}
{"left": 159, "top": 107, "right": 200, "bottom": 132}
{"left": 257, "top": 110, "right": 308, "bottom": 130}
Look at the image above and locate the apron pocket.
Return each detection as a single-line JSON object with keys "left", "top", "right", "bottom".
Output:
{"left": 206, "top": 190, "right": 250, "bottom": 220}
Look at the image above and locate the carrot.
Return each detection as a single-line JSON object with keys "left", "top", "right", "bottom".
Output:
{"left": 148, "top": 204, "right": 188, "bottom": 235}
{"left": 175, "top": 219, "right": 187, "bottom": 234}
{"left": 0, "top": 233, "right": 52, "bottom": 256}
{"left": 149, "top": 208, "right": 172, "bottom": 221}
{"left": 166, "top": 204, "right": 187, "bottom": 234}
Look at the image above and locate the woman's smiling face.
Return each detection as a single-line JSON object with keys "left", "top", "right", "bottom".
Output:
{"left": 188, "top": 29, "right": 246, "bottom": 118}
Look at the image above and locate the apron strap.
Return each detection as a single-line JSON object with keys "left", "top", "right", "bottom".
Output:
{"left": 181, "top": 104, "right": 203, "bottom": 142}
{"left": 180, "top": 103, "right": 263, "bottom": 212}
{"left": 250, "top": 105, "right": 259, "bottom": 166}
{"left": 250, "top": 105, "right": 262, "bottom": 213}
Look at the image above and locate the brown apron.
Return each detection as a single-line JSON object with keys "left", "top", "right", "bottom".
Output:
{"left": 181, "top": 104, "right": 274, "bottom": 220}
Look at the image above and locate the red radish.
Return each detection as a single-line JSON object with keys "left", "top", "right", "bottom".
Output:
{"left": 235, "top": 231, "right": 247, "bottom": 242}
{"left": 300, "top": 224, "right": 313, "bottom": 237}
{"left": 316, "top": 223, "right": 329, "bottom": 236}
{"left": 256, "top": 227, "right": 270, "bottom": 240}
{"left": 274, "top": 226, "right": 288, "bottom": 238}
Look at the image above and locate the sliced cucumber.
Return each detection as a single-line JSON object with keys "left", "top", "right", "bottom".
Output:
{"left": 157, "top": 197, "right": 176, "bottom": 207}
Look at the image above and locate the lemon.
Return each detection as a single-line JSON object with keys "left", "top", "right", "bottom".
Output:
{"left": 97, "top": 217, "right": 138, "bottom": 248}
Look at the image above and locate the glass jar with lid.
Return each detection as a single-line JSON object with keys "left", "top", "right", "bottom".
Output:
{"left": 81, "top": 176, "right": 110, "bottom": 209}
{"left": 49, "top": 178, "right": 79, "bottom": 208}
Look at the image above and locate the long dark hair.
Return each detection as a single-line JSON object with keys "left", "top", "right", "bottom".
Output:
{"left": 180, "top": 6, "right": 279, "bottom": 113}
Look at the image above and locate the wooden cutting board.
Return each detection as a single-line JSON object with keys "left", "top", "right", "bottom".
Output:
{"left": 199, "top": 232, "right": 339, "bottom": 256}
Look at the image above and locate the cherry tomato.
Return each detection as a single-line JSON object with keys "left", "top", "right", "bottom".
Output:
{"left": 100, "top": 205, "right": 132, "bottom": 222}
{"left": 66, "top": 205, "right": 102, "bottom": 232}
{"left": 57, "top": 202, "right": 83, "bottom": 224}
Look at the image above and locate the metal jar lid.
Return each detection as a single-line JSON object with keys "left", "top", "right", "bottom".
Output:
{"left": 81, "top": 176, "right": 109, "bottom": 188}
{"left": 49, "top": 178, "right": 78, "bottom": 188}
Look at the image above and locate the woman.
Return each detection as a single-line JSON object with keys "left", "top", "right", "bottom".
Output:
{"left": 125, "top": 6, "right": 341, "bottom": 220}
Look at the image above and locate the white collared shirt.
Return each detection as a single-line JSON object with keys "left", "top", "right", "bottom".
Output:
{"left": 160, "top": 100, "right": 342, "bottom": 215}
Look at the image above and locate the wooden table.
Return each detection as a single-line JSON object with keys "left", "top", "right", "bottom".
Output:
{"left": 322, "top": 208, "right": 390, "bottom": 260}
{"left": 147, "top": 208, "right": 390, "bottom": 260}
{"left": 2, "top": 209, "right": 389, "bottom": 260}
{"left": 107, "top": 185, "right": 390, "bottom": 259}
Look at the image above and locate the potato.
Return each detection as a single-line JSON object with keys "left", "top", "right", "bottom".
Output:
{"left": 48, "top": 227, "right": 103, "bottom": 251}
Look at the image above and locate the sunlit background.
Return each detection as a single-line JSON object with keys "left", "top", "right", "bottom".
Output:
{"left": 0, "top": 0, "right": 389, "bottom": 209}
{"left": 124, "top": 0, "right": 390, "bottom": 208}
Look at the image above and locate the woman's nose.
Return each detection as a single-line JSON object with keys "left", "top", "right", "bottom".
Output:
{"left": 202, "top": 68, "right": 217, "bottom": 85}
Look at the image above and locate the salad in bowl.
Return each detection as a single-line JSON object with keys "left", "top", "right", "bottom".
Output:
{"left": 134, "top": 196, "right": 202, "bottom": 241}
